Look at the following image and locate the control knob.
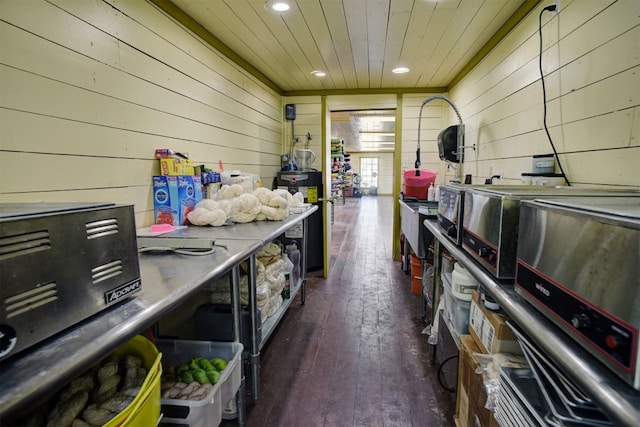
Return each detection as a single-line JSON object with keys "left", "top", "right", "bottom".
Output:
{"left": 605, "top": 335, "right": 621, "bottom": 350}
{"left": 478, "top": 248, "right": 495, "bottom": 262}
{"left": 571, "top": 313, "right": 591, "bottom": 330}
{"left": 447, "top": 225, "right": 457, "bottom": 238}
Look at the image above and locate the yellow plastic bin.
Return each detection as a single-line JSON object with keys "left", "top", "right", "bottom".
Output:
{"left": 104, "top": 335, "right": 163, "bottom": 427}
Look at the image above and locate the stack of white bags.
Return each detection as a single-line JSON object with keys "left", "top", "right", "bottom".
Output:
{"left": 187, "top": 185, "right": 305, "bottom": 227}
{"left": 206, "top": 242, "right": 289, "bottom": 322}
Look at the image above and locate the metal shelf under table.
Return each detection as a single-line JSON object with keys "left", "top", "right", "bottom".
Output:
{"left": 423, "top": 219, "right": 640, "bottom": 427}
{"left": 0, "top": 238, "right": 260, "bottom": 421}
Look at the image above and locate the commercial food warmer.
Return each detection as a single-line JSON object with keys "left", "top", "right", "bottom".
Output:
{"left": 516, "top": 196, "right": 640, "bottom": 389}
{"left": 0, "top": 202, "right": 140, "bottom": 361}
{"left": 461, "top": 186, "right": 637, "bottom": 279}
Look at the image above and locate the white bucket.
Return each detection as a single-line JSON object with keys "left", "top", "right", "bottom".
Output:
{"left": 451, "top": 263, "right": 480, "bottom": 299}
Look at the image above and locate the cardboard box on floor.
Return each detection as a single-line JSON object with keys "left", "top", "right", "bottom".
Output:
{"left": 454, "top": 335, "right": 499, "bottom": 427}
{"left": 468, "top": 290, "right": 521, "bottom": 355}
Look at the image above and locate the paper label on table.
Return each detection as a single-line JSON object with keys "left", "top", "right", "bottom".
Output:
{"left": 285, "top": 222, "right": 303, "bottom": 238}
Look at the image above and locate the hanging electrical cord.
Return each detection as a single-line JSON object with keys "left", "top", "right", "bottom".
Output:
{"left": 138, "top": 247, "right": 216, "bottom": 256}
{"left": 437, "top": 353, "right": 458, "bottom": 393}
{"left": 539, "top": 5, "right": 571, "bottom": 186}
{"left": 138, "top": 243, "right": 228, "bottom": 256}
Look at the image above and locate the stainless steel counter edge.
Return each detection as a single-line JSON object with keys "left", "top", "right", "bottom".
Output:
{"left": 0, "top": 209, "right": 317, "bottom": 420}
{"left": 423, "top": 219, "right": 640, "bottom": 426}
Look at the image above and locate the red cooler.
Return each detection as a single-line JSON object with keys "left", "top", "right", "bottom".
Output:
{"left": 403, "top": 170, "right": 437, "bottom": 199}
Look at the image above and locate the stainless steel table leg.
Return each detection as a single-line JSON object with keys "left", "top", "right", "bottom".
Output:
{"left": 231, "top": 265, "right": 246, "bottom": 424}
{"left": 247, "top": 254, "right": 261, "bottom": 402}
{"left": 429, "top": 239, "right": 442, "bottom": 364}
{"left": 420, "top": 257, "right": 427, "bottom": 322}
{"left": 236, "top": 378, "right": 246, "bottom": 427}
{"left": 301, "top": 217, "right": 308, "bottom": 304}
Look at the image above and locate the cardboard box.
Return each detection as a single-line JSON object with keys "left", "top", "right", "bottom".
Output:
{"left": 456, "top": 335, "right": 499, "bottom": 427}
{"left": 159, "top": 158, "right": 195, "bottom": 176}
{"left": 177, "top": 175, "right": 202, "bottom": 224}
{"left": 153, "top": 176, "right": 202, "bottom": 225}
{"left": 468, "top": 291, "right": 521, "bottom": 355}
{"left": 153, "top": 175, "right": 179, "bottom": 225}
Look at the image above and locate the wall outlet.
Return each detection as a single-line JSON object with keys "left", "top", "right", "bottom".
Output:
{"left": 554, "top": 0, "right": 560, "bottom": 14}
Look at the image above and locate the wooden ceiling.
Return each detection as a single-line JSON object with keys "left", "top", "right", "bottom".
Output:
{"left": 156, "top": 0, "right": 535, "bottom": 94}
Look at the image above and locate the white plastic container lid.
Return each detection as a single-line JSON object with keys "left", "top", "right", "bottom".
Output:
{"left": 451, "top": 263, "right": 480, "bottom": 300}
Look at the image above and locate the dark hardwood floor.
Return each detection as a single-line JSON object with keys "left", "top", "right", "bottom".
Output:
{"left": 234, "top": 196, "right": 455, "bottom": 427}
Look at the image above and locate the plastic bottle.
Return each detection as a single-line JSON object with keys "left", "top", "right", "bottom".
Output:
{"left": 286, "top": 242, "right": 301, "bottom": 285}
{"left": 427, "top": 182, "right": 436, "bottom": 201}
{"left": 434, "top": 185, "right": 440, "bottom": 202}
{"left": 281, "top": 252, "right": 294, "bottom": 299}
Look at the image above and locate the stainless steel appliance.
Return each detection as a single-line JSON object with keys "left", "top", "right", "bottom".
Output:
{"left": 0, "top": 202, "right": 141, "bottom": 360}
{"left": 400, "top": 199, "right": 437, "bottom": 259}
{"left": 515, "top": 196, "right": 640, "bottom": 389}
{"left": 276, "top": 171, "right": 323, "bottom": 271}
{"left": 437, "top": 183, "right": 467, "bottom": 245}
{"left": 461, "top": 186, "right": 636, "bottom": 279}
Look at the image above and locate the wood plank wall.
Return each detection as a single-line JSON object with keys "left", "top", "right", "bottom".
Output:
{"left": 0, "top": 0, "right": 283, "bottom": 226}
{"left": 449, "top": 0, "right": 640, "bottom": 187}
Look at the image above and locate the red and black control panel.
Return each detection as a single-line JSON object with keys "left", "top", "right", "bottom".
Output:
{"left": 516, "top": 260, "right": 637, "bottom": 374}
{"left": 462, "top": 229, "right": 498, "bottom": 271}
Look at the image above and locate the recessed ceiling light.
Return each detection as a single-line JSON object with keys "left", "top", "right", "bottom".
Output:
{"left": 311, "top": 70, "right": 326, "bottom": 77}
{"left": 392, "top": 67, "right": 410, "bottom": 74}
{"left": 265, "top": 0, "right": 291, "bottom": 12}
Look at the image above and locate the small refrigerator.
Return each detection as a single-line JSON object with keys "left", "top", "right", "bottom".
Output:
{"left": 275, "top": 170, "right": 324, "bottom": 271}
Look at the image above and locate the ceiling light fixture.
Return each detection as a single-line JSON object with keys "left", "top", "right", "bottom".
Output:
{"left": 265, "top": 0, "right": 290, "bottom": 12}
{"left": 311, "top": 70, "right": 326, "bottom": 77}
{"left": 392, "top": 67, "right": 410, "bottom": 74}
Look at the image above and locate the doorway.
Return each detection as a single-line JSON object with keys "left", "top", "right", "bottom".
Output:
{"left": 328, "top": 108, "right": 396, "bottom": 266}
{"left": 329, "top": 109, "right": 396, "bottom": 198}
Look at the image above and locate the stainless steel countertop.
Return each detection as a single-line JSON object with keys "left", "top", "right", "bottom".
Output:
{"left": 424, "top": 219, "right": 640, "bottom": 426}
{"left": 0, "top": 208, "right": 317, "bottom": 420}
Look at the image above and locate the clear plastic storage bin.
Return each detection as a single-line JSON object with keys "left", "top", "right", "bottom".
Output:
{"left": 442, "top": 273, "right": 472, "bottom": 334}
{"left": 157, "top": 340, "right": 243, "bottom": 427}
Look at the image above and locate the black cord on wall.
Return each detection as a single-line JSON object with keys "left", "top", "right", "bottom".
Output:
{"left": 539, "top": 5, "right": 571, "bottom": 186}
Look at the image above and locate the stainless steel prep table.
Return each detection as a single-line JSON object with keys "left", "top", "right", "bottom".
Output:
{"left": 0, "top": 238, "right": 259, "bottom": 422}
{"left": 0, "top": 207, "right": 317, "bottom": 422}
{"left": 423, "top": 219, "right": 640, "bottom": 427}
{"left": 175, "top": 206, "right": 318, "bottom": 401}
